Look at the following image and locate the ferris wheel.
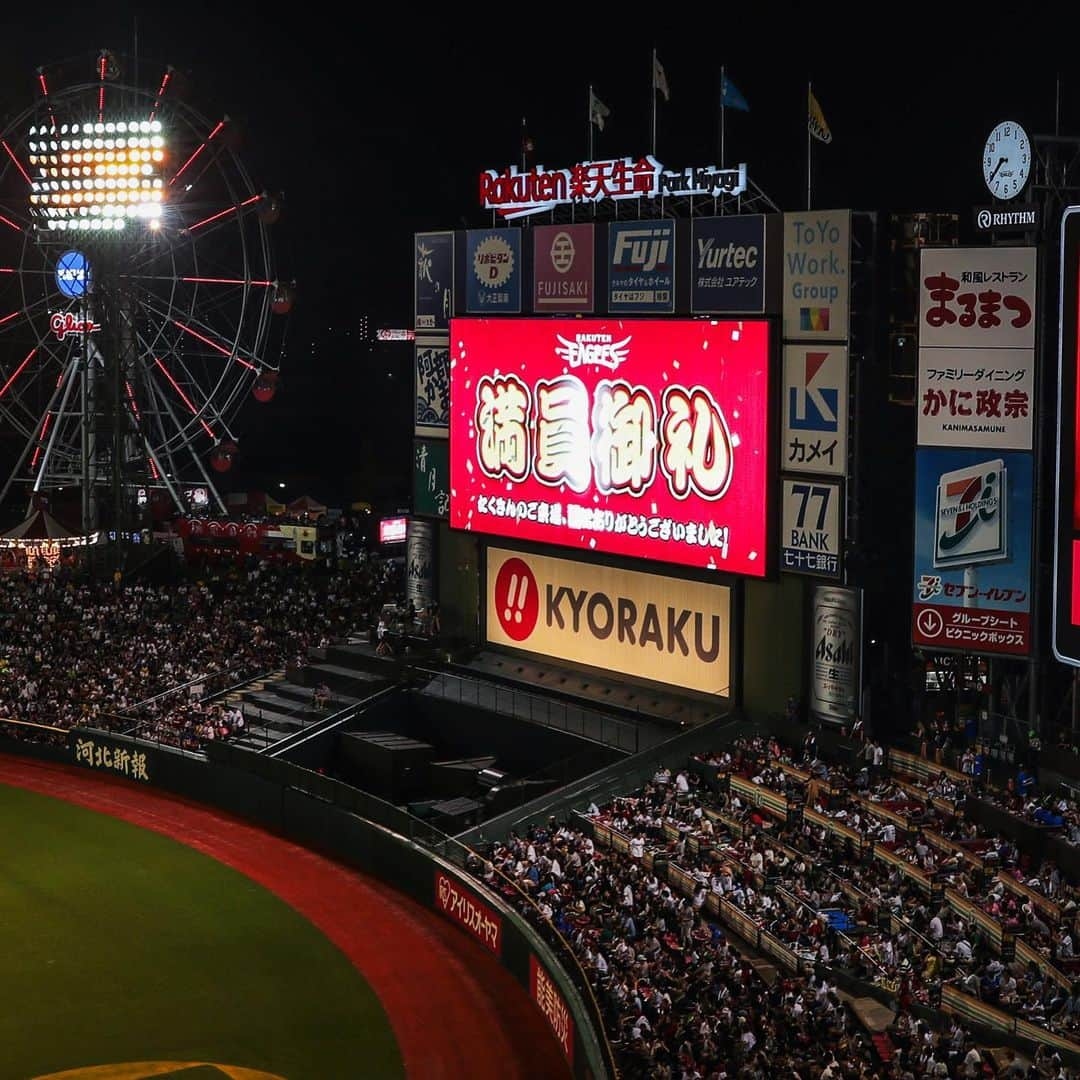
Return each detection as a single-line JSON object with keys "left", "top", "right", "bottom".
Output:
{"left": 0, "top": 48, "right": 293, "bottom": 530}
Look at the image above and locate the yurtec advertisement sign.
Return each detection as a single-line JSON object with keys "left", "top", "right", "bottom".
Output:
{"left": 485, "top": 547, "right": 732, "bottom": 697}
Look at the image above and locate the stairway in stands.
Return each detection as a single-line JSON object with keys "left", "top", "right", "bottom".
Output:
{"left": 224, "top": 642, "right": 396, "bottom": 751}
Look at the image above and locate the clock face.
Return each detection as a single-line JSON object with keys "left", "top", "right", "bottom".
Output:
{"left": 983, "top": 121, "right": 1031, "bottom": 201}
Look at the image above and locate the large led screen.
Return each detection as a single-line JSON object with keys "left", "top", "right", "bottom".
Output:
{"left": 449, "top": 317, "right": 772, "bottom": 576}
{"left": 1055, "top": 209, "right": 1080, "bottom": 664}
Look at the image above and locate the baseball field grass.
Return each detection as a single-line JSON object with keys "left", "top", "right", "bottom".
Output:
{"left": 0, "top": 782, "right": 403, "bottom": 1080}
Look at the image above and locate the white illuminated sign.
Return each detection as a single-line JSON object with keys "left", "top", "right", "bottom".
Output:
{"left": 480, "top": 156, "right": 748, "bottom": 220}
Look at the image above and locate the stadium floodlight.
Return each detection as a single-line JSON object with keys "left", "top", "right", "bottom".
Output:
{"left": 27, "top": 116, "right": 167, "bottom": 233}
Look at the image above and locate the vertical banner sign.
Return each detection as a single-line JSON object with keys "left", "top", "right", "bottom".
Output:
{"left": 781, "top": 477, "right": 842, "bottom": 578}
{"left": 782, "top": 344, "right": 848, "bottom": 476}
{"left": 415, "top": 338, "right": 450, "bottom": 438}
{"left": 465, "top": 228, "right": 522, "bottom": 313}
{"left": 608, "top": 219, "right": 676, "bottom": 313}
{"left": 414, "top": 231, "right": 454, "bottom": 331}
{"left": 691, "top": 215, "right": 767, "bottom": 313}
{"left": 811, "top": 585, "right": 862, "bottom": 723}
{"left": 917, "top": 348, "right": 1034, "bottom": 450}
{"left": 918, "top": 247, "right": 1037, "bottom": 351}
{"left": 406, "top": 519, "right": 435, "bottom": 610}
{"left": 1054, "top": 209, "right": 1080, "bottom": 666}
{"left": 782, "top": 211, "right": 851, "bottom": 340}
{"left": 912, "top": 448, "right": 1032, "bottom": 655}
{"left": 413, "top": 438, "right": 450, "bottom": 518}
{"left": 529, "top": 955, "right": 575, "bottom": 1065}
{"left": 533, "top": 223, "right": 594, "bottom": 312}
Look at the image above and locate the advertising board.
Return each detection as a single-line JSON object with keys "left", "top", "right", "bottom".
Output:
{"left": 450, "top": 317, "right": 772, "bottom": 576}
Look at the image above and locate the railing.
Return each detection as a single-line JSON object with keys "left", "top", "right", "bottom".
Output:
{"left": 414, "top": 667, "right": 683, "bottom": 755}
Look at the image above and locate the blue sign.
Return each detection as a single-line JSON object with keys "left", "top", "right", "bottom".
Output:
{"left": 608, "top": 220, "right": 675, "bottom": 313}
{"left": 55, "top": 250, "right": 91, "bottom": 298}
{"left": 465, "top": 229, "right": 521, "bottom": 313}
{"left": 414, "top": 232, "right": 454, "bottom": 331}
{"left": 691, "top": 216, "right": 766, "bottom": 313}
{"left": 912, "top": 447, "right": 1033, "bottom": 655}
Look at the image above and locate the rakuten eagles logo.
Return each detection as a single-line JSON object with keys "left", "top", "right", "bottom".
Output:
{"left": 554, "top": 332, "right": 631, "bottom": 371}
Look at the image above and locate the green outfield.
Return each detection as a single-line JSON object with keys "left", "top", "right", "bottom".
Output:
{"left": 0, "top": 784, "right": 403, "bottom": 1080}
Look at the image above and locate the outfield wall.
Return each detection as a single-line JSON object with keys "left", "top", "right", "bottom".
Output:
{"left": 7, "top": 728, "right": 613, "bottom": 1080}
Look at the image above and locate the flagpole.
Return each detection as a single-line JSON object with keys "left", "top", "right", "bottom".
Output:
{"left": 806, "top": 80, "right": 812, "bottom": 211}
{"left": 720, "top": 65, "right": 726, "bottom": 168}
{"left": 588, "top": 84, "right": 594, "bottom": 160}
{"left": 651, "top": 48, "right": 657, "bottom": 157}
{"left": 520, "top": 116, "right": 526, "bottom": 172}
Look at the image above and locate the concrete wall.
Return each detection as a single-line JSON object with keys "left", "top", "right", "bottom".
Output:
{"left": 741, "top": 575, "right": 806, "bottom": 719}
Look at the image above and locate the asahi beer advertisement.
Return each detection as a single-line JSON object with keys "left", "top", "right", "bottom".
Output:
{"left": 415, "top": 338, "right": 450, "bottom": 438}
{"left": 449, "top": 316, "right": 772, "bottom": 576}
{"left": 691, "top": 215, "right": 767, "bottom": 314}
{"left": 810, "top": 585, "right": 861, "bottom": 723}
{"left": 911, "top": 447, "right": 1033, "bottom": 656}
{"left": 486, "top": 547, "right": 732, "bottom": 696}
{"left": 465, "top": 228, "right": 522, "bottom": 313}
{"left": 414, "top": 231, "right": 454, "bottom": 331}
{"left": 406, "top": 520, "right": 435, "bottom": 610}
{"left": 608, "top": 220, "right": 676, "bottom": 313}
{"left": 533, "top": 223, "right": 594, "bottom": 312}
{"left": 782, "top": 211, "right": 851, "bottom": 341}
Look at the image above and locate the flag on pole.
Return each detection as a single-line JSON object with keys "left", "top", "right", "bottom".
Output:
{"left": 808, "top": 87, "right": 832, "bottom": 143}
{"left": 653, "top": 54, "right": 670, "bottom": 102}
{"left": 720, "top": 74, "right": 749, "bottom": 112}
{"left": 589, "top": 88, "right": 611, "bottom": 131}
{"left": 521, "top": 117, "right": 534, "bottom": 157}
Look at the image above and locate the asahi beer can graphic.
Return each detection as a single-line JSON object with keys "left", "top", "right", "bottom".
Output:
{"left": 810, "top": 585, "right": 861, "bottom": 722}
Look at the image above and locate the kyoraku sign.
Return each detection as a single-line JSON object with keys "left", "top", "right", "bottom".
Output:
{"left": 485, "top": 547, "right": 731, "bottom": 696}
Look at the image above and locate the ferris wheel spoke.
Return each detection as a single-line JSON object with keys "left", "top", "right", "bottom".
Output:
{"left": 169, "top": 118, "right": 226, "bottom": 191}
{"left": 126, "top": 309, "right": 239, "bottom": 443}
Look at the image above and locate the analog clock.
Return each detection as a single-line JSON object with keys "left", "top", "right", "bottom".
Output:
{"left": 983, "top": 120, "right": 1031, "bottom": 201}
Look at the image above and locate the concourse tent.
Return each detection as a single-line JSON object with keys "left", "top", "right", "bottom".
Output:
{"left": 287, "top": 494, "right": 328, "bottom": 519}
{"left": 0, "top": 505, "right": 96, "bottom": 569}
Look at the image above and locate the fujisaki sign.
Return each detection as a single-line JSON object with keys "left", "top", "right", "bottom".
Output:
{"left": 479, "top": 155, "right": 748, "bottom": 219}
{"left": 449, "top": 317, "right": 772, "bottom": 576}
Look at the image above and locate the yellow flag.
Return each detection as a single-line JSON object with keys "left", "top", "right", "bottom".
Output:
{"left": 808, "top": 88, "right": 832, "bottom": 144}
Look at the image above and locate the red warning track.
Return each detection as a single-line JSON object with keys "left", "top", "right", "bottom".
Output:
{"left": 0, "top": 754, "right": 570, "bottom": 1080}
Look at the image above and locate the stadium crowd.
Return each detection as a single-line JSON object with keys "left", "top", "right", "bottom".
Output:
{"left": 0, "top": 553, "right": 405, "bottom": 750}
{"left": 469, "top": 728, "right": 1080, "bottom": 1078}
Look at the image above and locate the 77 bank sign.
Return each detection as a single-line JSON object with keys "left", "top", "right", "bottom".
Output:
{"left": 449, "top": 317, "right": 772, "bottom": 576}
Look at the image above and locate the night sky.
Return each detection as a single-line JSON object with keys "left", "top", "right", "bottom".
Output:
{"left": 0, "top": 12, "right": 1075, "bottom": 511}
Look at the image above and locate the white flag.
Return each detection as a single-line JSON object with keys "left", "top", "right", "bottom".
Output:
{"left": 653, "top": 54, "right": 670, "bottom": 102}
{"left": 589, "top": 89, "right": 611, "bottom": 131}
